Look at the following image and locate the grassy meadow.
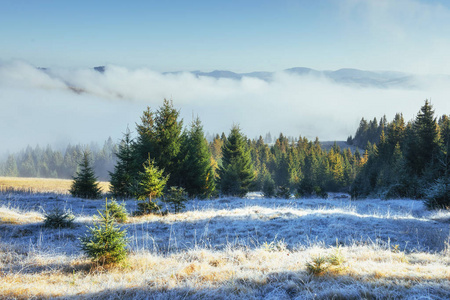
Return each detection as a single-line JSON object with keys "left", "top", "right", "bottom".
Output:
{"left": 1, "top": 179, "right": 450, "bottom": 299}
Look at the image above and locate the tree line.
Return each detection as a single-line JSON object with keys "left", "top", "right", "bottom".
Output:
{"left": 1, "top": 98, "right": 364, "bottom": 199}
{"left": 4, "top": 98, "right": 448, "bottom": 208}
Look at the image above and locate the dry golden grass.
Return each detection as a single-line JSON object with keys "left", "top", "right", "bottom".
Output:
{"left": 1, "top": 246, "right": 450, "bottom": 299}
{"left": 0, "top": 176, "right": 110, "bottom": 194}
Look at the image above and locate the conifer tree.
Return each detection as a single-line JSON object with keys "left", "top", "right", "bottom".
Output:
{"left": 70, "top": 151, "right": 102, "bottom": 199}
{"left": 386, "top": 113, "right": 405, "bottom": 152}
{"left": 298, "top": 151, "right": 316, "bottom": 196}
{"left": 408, "top": 101, "right": 439, "bottom": 173}
{"left": 134, "top": 106, "right": 156, "bottom": 169}
{"left": 439, "top": 115, "right": 450, "bottom": 178}
{"left": 210, "top": 134, "right": 224, "bottom": 163}
{"left": 288, "top": 150, "right": 302, "bottom": 188}
{"left": 20, "top": 152, "right": 37, "bottom": 177}
{"left": 180, "top": 117, "right": 216, "bottom": 198}
{"left": 4, "top": 155, "right": 19, "bottom": 177}
{"left": 135, "top": 156, "right": 168, "bottom": 214}
{"left": 274, "top": 152, "right": 290, "bottom": 187}
{"left": 153, "top": 99, "right": 183, "bottom": 186}
{"left": 261, "top": 164, "right": 275, "bottom": 197}
{"left": 109, "top": 128, "right": 137, "bottom": 199}
{"left": 163, "top": 186, "right": 188, "bottom": 213}
{"left": 133, "top": 100, "right": 183, "bottom": 187}
{"left": 219, "top": 125, "right": 255, "bottom": 197}
{"left": 424, "top": 115, "right": 450, "bottom": 209}
{"left": 327, "top": 148, "right": 344, "bottom": 191}
{"left": 80, "top": 199, "right": 128, "bottom": 265}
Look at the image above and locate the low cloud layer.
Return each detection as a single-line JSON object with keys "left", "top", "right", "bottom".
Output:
{"left": 1, "top": 61, "right": 449, "bottom": 154}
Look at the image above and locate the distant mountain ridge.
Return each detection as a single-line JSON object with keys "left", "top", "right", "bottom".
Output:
{"left": 160, "top": 67, "right": 417, "bottom": 89}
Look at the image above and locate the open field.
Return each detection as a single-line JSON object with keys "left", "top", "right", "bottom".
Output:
{"left": 1, "top": 190, "right": 450, "bottom": 299}
{"left": 0, "top": 176, "right": 110, "bottom": 194}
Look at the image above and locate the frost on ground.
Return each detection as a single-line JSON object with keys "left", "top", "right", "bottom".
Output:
{"left": 1, "top": 192, "right": 450, "bottom": 299}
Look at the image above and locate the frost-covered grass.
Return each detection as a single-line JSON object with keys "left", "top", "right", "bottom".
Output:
{"left": 1, "top": 192, "right": 450, "bottom": 299}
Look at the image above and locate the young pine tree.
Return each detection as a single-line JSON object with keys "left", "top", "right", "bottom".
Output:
{"left": 219, "top": 125, "right": 255, "bottom": 197}
{"left": 70, "top": 151, "right": 102, "bottom": 199}
{"left": 80, "top": 199, "right": 128, "bottom": 265}
{"left": 135, "top": 156, "right": 169, "bottom": 214}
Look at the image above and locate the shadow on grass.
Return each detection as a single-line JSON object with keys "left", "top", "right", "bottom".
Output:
{"left": 124, "top": 210, "right": 450, "bottom": 253}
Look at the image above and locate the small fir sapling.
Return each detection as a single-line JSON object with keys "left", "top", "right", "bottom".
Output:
{"left": 43, "top": 205, "right": 74, "bottom": 229}
{"left": 79, "top": 198, "right": 129, "bottom": 265}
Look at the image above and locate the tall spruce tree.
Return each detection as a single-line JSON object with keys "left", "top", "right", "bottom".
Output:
{"left": 405, "top": 100, "right": 440, "bottom": 178}
{"left": 134, "top": 106, "right": 156, "bottom": 171}
{"left": 153, "top": 99, "right": 183, "bottom": 186}
{"left": 423, "top": 115, "right": 450, "bottom": 209}
{"left": 180, "top": 117, "right": 216, "bottom": 198}
{"left": 219, "top": 125, "right": 255, "bottom": 197}
{"left": 439, "top": 115, "right": 450, "bottom": 178}
{"left": 133, "top": 100, "right": 183, "bottom": 187}
{"left": 109, "top": 128, "right": 137, "bottom": 199}
{"left": 70, "top": 150, "right": 102, "bottom": 199}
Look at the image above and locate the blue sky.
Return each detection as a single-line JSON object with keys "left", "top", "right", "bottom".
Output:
{"left": 1, "top": 0, "right": 450, "bottom": 73}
